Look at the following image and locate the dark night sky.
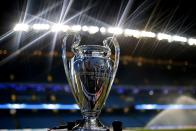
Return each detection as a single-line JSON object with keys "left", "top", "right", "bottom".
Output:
{"left": 0, "top": 0, "right": 196, "bottom": 35}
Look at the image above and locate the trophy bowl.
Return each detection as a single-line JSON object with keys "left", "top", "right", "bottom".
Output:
{"left": 62, "top": 34, "right": 120, "bottom": 131}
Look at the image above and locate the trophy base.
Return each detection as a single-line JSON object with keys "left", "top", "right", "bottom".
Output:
{"left": 73, "top": 119, "right": 109, "bottom": 131}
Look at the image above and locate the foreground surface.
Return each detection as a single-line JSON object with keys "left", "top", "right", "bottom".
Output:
{"left": 1, "top": 128, "right": 196, "bottom": 131}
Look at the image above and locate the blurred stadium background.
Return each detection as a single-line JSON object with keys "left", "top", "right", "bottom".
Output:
{"left": 1, "top": 0, "right": 196, "bottom": 130}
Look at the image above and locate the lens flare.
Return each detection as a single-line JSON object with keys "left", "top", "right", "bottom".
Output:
{"left": 157, "top": 33, "right": 172, "bottom": 42}
{"left": 88, "top": 26, "right": 99, "bottom": 34}
{"left": 71, "top": 25, "right": 81, "bottom": 32}
{"left": 51, "top": 24, "right": 69, "bottom": 32}
{"left": 13, "top": 23, "right": 29, "bottom": 31}
{"left": 32, "top": 24, "right": 50, "bottom": 30}
{"left": 140, "top": 31, "right": 156, "bottom": 38}
{"left": 171, "top": 35, "right": 187, "bottom": 43}
{"left": 188, "top": 38, "right": 196, "bottom": 46}
{"left": 100, "top": 27, "right": 106, "bottom": 33}
{"left": 107, "top": 27, "right": 123, "bottom": 35}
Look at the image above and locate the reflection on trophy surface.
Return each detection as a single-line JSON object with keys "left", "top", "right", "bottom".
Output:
{"left": 72, "top": 51, "right": 113, "bottom": 115}
{"left": 62, "top": 34, "right": 120, "bottom": 130}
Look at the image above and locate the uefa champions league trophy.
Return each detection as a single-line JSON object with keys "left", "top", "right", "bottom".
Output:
{"left": 62, "top": 33, "right": 120, "bottom": 131}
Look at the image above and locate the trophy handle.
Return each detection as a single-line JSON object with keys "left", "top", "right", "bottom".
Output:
{"left": 62, "top": 33, "right": 81, "bottom": 89}
{"left": 103, "top": 37, "right": 120, "bottom": 78}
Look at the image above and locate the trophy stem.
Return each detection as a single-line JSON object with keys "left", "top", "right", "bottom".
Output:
{"left": 72, "top": 112, "right": 109, "bottom": 131}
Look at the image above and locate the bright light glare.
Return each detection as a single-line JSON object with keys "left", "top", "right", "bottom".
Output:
{"left": 140, "top": 31, "right": 156, "bottom": 38}
{"left": 157, "top": 33, "right": 172, "bottom": 42}
{"left": 88, "top": 26, "right": 99, "bottom": 34}
{"left": 8, "top": 104, "right": 25, "bottom": 109}
{"left": 124, "top": 29, "right": 141, "bottom": 38}
{"left": 100, "top": 27, "right": 106, "bottom": 33}
{"left": 136, "top": 104, "right": 196, "bottom": 110}
{"left": 108, "top": 27, "right": 123, "bottom": 35}
{"left": 32, "top": 24, "right": 50, "bottom": 30}
{"left": 0, "top": 103, "right": 79, "bottom": 110}
{"left": 13, "top": 23, "right": 196, "bottom": 46}
{"left": 13, "top": 23, "right": 29, "bottom": 31}
{"left": 43, "top": 104, "right": 59, "bottom": 109}
{"left": 71, "top": 25, "right": 81, "bottom": 32}
{"left": 51, "top": 24, "right": 69, "bottom": 32}
{"left": 82, "top": 25, "right": 88, "bottom": 31}
{"left": 188, "top": 38, "right": 196, "bottom": 46}
{"left": 172, "top": 35, "right": 187, "bottom": 43}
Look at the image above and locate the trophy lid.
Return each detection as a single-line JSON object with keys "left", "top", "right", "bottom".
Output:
{"left": 72, "top": 45, "right": 111, "bottom": 57}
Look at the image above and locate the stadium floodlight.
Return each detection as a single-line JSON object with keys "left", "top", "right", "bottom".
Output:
{"left": 157, "top": 33, "right": 172, "bottom": 42}
{"left": 100, "top": 27, "right": 106, "bottom": 33}
{"left": 51, "top": 24, "right": 70, "bottom": 32}
{"left": 62, "top": 25, "right": 70, "bottom": 32}
{"left": 13, "top": 23, "right": 29, "bottom": 31}
{"left": 124, "top": 29, "right": 141, "bottom": 38}
{"left": 140, "top": 31, "right": 156, "bottom": 38}
{"left": 124, "top": 29, "right": 134, "bottom": 36}
{"left": 171, "top": 35, "right": 187, "bottom": 43}
{"left": 107, "top": 27, "right": 123, "bottom": 35}
{"left": 88, "top": 26, "right": 99, "bottom": 34}
{"left": 82, "top": 25, "right": 89, "bottom": 31}
{"left": 32, "top": 24, "right": 50, "bottom": 30}
{"left": 13, "top": 23, "right": 196, "bottom": 46}
{"left": 51, "top": 24, "right": 69, "bottom": 32}
{"left": 188, "top": 38, "right": 196, "bottom": 46}
{"left": 71, "top": 25, "right": 81, "bottom": 32}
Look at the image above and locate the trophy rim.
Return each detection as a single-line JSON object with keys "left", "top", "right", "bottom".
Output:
{"left": 73, "top": 45, "right": 111, "bottom": 56}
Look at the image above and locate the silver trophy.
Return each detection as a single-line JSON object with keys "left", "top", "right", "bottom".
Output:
{"left": 62, "top": 34, "right": 120, "bottom": 131}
